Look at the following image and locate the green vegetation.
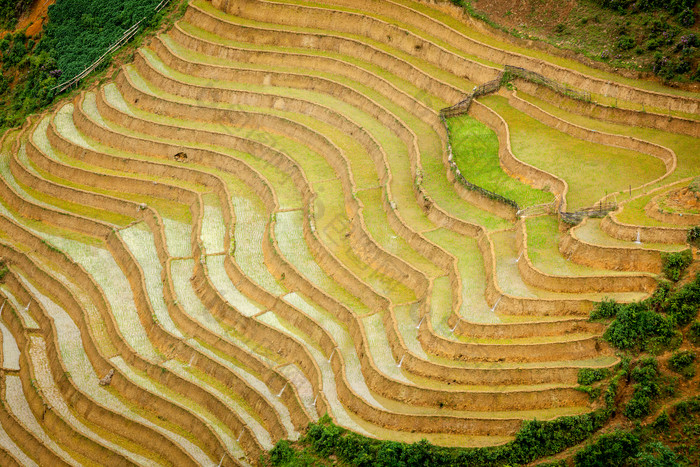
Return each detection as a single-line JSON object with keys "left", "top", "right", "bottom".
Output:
{"left": 668, "top": 350, "right": 697, "bottom": 377}
{"left": 446, "top": 114, "right": 553, "bottom": 208}
{"left": 593, "top": 0, "right": 697, "bottom": 25}
{"left": 657, "top": 396, "right": 700, "bottom": 463}
{"left": 0, "top": 30, "right": 60, "bottom": 131}
{"left": 265, "top": 365, "right": 627, "bottom": 466}
{"left": 574, "top": 395, "right": 700, "bottom": 466}
{"left": 662, "top": 250, "right": 693, "bottom": 281}
{"left": 593, "top": 274, "right": 700, "bottom": 352}
{"left": 591, "top": 298, "right": 621, "bottom": 319}
{"left": 689, "top": 321, "right": 700, "bottom": 346}
{"left": 0, "top": 0, "right": 186, "bottom": 134}
{"left": 573, "top": 430, "right": 683, "bottom": 466}
{"left": 578, "top": 367, "right": 611, "bottom": 385}
{"left": 603, "top": 301, "right": 678, "bottom": 351}
{"left": 0, "top": 259, "right": 7, "bottom": 281}
{"left": 573, "top": 430, "right": 640, "bottom": 466}
{"left": 42, "top": 0, "right": 164, "bottom": 80}
{"left": 452, "top": 0, "right": 700, "bottom": 83}
{"left": 0, "top": 0, "right": 32, "bottom": 30}
{"left": 625, "top": 357, "right": 664, "bottom": 419}
{"left": 688, "top": 226, "right": 700, "bottom": 247}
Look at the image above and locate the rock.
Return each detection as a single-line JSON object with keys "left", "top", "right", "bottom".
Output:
{"left": 99, "top": 369, "right": 115, "bottom": 386}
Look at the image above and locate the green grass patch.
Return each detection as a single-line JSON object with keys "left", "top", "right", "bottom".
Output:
{"left": 447, "top": 114, "right": 553, "bottom": 208}
{"left": 515, "top": 92, "right": 700, "bottom": 201}
{"left": 481, "top": 95, "right": 666, "bottom": 210}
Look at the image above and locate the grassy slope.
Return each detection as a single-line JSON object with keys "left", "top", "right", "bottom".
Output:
{"left": 467, "top": 0, "right": 700, "bottom": 86}
{"left": 447, "top": 114, "right": 554, "bottom": 208}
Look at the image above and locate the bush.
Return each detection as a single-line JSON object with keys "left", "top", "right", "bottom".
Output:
{"left": 668, "top": 350, "right": 696, "bottom": 377}
{"left": 0, "top": 0, "right": 33, "bottom": 29}
{"left": 617, "top": 35, "right": 636, "bottom": 50}
{"left": 646, "top": 37, "right": 663, "bottom": 50}
{"left": 603, "top": 302, "right": 676, "bottom": 351}
{"left": 42, "top": 0, "right": 164, "bottom": 81}
{"left": 625, "top": 358, "right": 661, "bottom": 419}
{"left": 632, "top": 441, "right": 681, "bottom": 466}
{"left": 671, "top": 395, "right": 700, "bottom": 419}
{"left": 645, "top": 281, "right": 671, "bottom": 312}
{"left": 269, "top": 440, "right": 295, "bottom": 465}
{"left": 574, "top": 430, "right": 640, "bottom": 466}
{"left": 689, "top": 321, "right": 700, "bottom": 346}
{"left": 678, "top": 8, "right": 695, "bottom": 27}
{"left": 578, "top": 368, "right": 611, "bottom": 385}
{"left": 662, "top": 250, "right": 692, "bottom": 281}
{"left": 591, "top": 298, "right": 622, "bottom": 320}
{"left": 651, "top": 411, "right": 670, "bottom": 431}
{"left": 664, "top": 273, "right": 700, "bottom": 326}
{"left": 688, "top": 226, "right": 700, "bottom": 247}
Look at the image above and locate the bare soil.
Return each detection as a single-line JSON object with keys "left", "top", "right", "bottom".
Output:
{"left": 666, "top": 187, "right": 700, "bottom": 212}
{"left": 2, "top": 0, "right": 56, "bottom": 37}
{"left": 473, "top": 0, "right": 578, "bottom": 33}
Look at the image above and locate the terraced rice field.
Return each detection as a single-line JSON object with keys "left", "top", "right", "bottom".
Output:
{"left": 0, "top": 0, "right": 697, "bottom": 464}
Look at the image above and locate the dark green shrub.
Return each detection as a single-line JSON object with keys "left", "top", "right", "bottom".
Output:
{"left": 578, "top": 368, "right": 611, "bottom": 385}
{"left": 538, "top": 461, "right": 566, "bottom": 467}
{"left": 664, "top": 274, "right": 700, "bottom": 326}
{"left": 678, "top": 8, "right": 695, "bottom": 27}
{"left": 42, "top": 0, "right": 164, "bottom": 81}
{"left": 269, "top": 440, "right": 295, "bottom": 465}
{"left": 617, "top": 35, "right": 636, "bottom": 49}
{"left": 625, "top": 358, "right": 660, "bottom": 419}
{"left": 675, "top": 59, "right": 691, "bottom": 74}
{"left": 0, "top": 0, "right": 33, "bottom": 29}
{"left": 662, "top": 250, "right": 692, "bottom": 281}
{"left": 573, "top": 430, "right": 640, "bottom": 466}
{"left": 689, "top": 321, "right": 700, "bottom": 346}
{"left": 646, "top": 37, "right": 663, "bottom": 50}
{"left": 651, "top": 411, "right": 670, "bottom": 431}
{"left": 668, "top": 350, "right": 696, "bottom": 377}
{"left": 632, "top": 441, "right": 681, "bottom": 466}
{"left": 603, "top": 303, "right": 676, "bottom": 351}
{"left": 671, "top": 395, "right": 700, "bottom": 419}
{"left": 591, "top": 298, "right": 621, "bottom": 319}
{"left": 688, "top": 226, "right": 700, "bottom": 247}
{"left": 577, "top": 385, "right": 602, "bottom": 400}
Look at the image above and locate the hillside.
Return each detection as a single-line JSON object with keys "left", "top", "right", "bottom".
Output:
{"left": 0, "top": 1, "right": 697, "bottom": 466}
{"left": 459, "top": 0, "right": 700, "bottom": 86}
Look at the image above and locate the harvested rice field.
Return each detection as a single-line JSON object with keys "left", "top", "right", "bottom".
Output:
{"left": 0, "top": 0, "right": 697, "bottom": 465}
